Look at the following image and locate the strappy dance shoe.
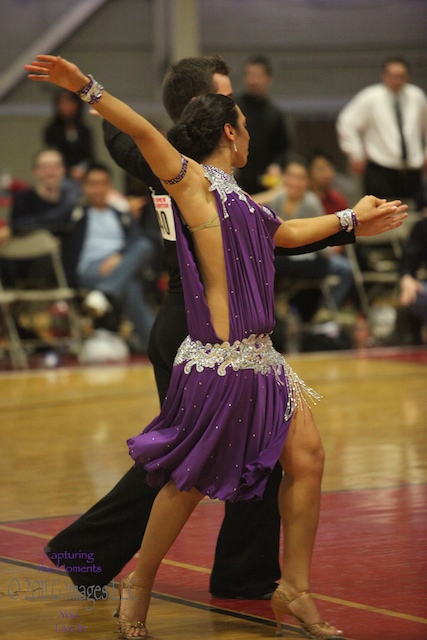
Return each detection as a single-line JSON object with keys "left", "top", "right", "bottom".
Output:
{"left": 115, "top": 575, "right": 150, "bottom": 639}
{"left": 270, "top": 585, "right": 342, "bottom": 638}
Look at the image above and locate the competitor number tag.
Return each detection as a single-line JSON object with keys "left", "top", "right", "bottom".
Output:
{"left": 152, "top": 194, "right": 176, "bottom": 241}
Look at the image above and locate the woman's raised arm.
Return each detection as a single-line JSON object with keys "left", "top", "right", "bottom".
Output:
{"left": 25, "top": 55, "right": 186, "bottom": 186}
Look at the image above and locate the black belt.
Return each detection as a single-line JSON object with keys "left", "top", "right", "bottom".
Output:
{"left": 367, "top": 161, "right": 420, "bottom": 173}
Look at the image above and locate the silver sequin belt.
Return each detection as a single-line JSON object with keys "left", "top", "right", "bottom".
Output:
{"left": 175, "top": 334, "right": 283, "bottom": 380}
{"left": 174, "top": 334, "right": 321, "bottom": 420}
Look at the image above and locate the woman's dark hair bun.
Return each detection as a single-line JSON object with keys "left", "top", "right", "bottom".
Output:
{"left": 167, "top": 94, "right": 239, "bottom": 163}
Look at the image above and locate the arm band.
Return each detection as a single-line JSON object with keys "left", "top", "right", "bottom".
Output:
{"left": 162, "top": 155, "right": 189, "bottom": 185}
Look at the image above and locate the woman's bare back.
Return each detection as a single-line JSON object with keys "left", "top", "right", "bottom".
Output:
{"left": 174, "top": 172, "right": 230, "bottom": 342}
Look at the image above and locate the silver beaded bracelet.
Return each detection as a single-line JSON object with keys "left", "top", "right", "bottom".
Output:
{"left": 76, "top": 74, "right": 104, "bottom": 104}
{"left": 335, "top": 208, "right": 358, "bottom": 233}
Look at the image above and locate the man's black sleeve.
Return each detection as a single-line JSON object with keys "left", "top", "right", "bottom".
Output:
{"left": 275, "top": 230, "right": 355, "bottom": 256}
{"left": 103, "top": 121, "right": 163, "bottom": 192}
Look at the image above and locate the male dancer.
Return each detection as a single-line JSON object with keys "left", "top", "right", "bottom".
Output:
{"left": 45, "top": 55, "right": 369, "bottom": 599}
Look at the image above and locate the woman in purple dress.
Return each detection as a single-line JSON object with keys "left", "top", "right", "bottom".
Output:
{"left": 25, "top": 55, "right": 407, "bottom": 639}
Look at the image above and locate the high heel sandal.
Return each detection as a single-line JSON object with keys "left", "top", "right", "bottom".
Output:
{"left": 270, "top": 585, "right": 342, "bottom": 639}
{"left": 114, "top": 575, "right": 150, "bottom": 639}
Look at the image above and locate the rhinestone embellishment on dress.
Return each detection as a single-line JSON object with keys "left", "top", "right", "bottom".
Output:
{"left": 202, "top": 164, "right": 255, "bottom": 217}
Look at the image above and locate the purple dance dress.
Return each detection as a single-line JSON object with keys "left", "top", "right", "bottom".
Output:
{"left": 127, "top": 165, "right": 319, "bottom": 502}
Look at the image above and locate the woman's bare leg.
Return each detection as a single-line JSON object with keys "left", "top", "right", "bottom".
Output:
{"left": 118, "top": 480, "right": 203, "bottom": 637}
{"left": 277, "top": 407, "right": 341, "bottom": 634}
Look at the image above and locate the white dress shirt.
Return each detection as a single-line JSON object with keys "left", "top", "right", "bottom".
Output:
{"left": 337, "top": 83, "right": 427, "bottom": 170}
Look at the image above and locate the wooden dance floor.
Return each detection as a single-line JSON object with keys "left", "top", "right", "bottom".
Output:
{"left": 1, "top": 348, "right": 426, "bottom": 639}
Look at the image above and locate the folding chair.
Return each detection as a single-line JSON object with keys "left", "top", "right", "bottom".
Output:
{"left": 276, "top": 274, "right": 340, "bottom": 320}
{"left": 273, "top": 273, "right": 341, "bottom": 353}
{"left": 346, "top": 212, "right": 420, "bottom": 322}
{"left": 0, "top": 285, "right": 28, "bottom": 367}
{"left": 0, "top": 230, "right": 82, "bottom": 363}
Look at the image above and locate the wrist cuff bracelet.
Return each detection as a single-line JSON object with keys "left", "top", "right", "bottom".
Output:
{"left": 335, "top": 208, "right": 358, "bottom": 233}
{"left": 76, "top": 74, "right": 104, "bottom": 104}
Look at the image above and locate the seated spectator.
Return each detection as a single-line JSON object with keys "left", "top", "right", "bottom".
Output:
{"left": 10, "top": 148, "right": 80, "bottom": 237}
{"left": 124, "top": 172, "right": 166, "bottom": 304}
{"left": 393, "top": 215, "right": 427, "bottom": 344}
{"left": 43, "top": 89, "right": 96, "bottom": 182}
{"left": 255, "top": 157, "right": 354, "bottom": 321}
{"left": 307, "top": 151, "right": 358, "bottom": 310}
{"left": 307, "top": 150, "right": 349, "bottom": 215}
{"left": 61, "top": 163, "right": 156, "bottom": 353}
{"left": 254, "top": 156, "right": 326, "bottom": 221}
{"left": 4, "top": 149, "right": 81, "bottom": 288}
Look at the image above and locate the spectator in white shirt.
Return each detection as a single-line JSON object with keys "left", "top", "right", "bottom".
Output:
{"left": 337, "top": 57, "right": 427, "bottom": 208}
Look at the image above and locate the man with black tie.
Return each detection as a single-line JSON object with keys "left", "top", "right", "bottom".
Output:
{"left": 337, "top": 57, "right": 427, "bottom": 207}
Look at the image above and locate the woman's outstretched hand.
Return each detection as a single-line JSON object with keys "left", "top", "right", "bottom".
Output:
{"left": 353, "top": 196, "right": 408, "bottom": 237}
{"left": 24, "top": 55, "right": 89, "bottom": 93}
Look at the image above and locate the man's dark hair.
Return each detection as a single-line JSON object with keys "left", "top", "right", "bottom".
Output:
{"left": 245, "top": 55, "right": 273, "bottom": 76}
{"left": 162, "top": 55, "right": 231, "bottom": 123}
{"left": 167, "top": 94, "right": 239, "bottom": 163}
{"left": 381, "top": 56, "right": 410, "bottom": 74}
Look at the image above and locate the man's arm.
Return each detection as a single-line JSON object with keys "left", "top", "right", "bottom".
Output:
{"left": 103, "top": 121, "right": 163, "bottom": 191}
{"left": 275, "top": 229, "right": 354, "bottom": 256}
